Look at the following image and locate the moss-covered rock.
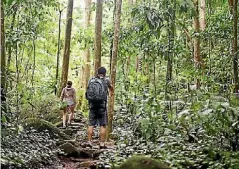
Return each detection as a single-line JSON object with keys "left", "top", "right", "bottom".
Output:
{"left": 59, "top": 142, "right": 79, "bottom": 156}
{"left": 116, "top": 156, "right": 171, "bottom": 169}
{"left": 22, "top": 118, "right": 71, "bottom": 140}
{"left": 62, "top": 128, "right": 75, "bottom": 136}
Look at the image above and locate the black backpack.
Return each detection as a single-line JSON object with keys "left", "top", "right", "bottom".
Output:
{"left": 86, "top": 77, "right": 107, "bottom": 102}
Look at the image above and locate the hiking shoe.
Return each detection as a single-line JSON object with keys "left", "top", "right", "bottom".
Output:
{"left": 99, "top": 142, "right": 107, "bottom": 149}
{"left": 100, "top": 145, "right": 106, "bottom": 149}
{"left": 85, "top": 141, "right": 93, "bottom": 148}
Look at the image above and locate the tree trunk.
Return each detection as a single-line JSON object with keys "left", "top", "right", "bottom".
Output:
{"left": 165, "top": 0, "right": 175, "bottom": 98}
{"left": 1, "top": 1, "right": 6, "bottom": 88}
{"left": 84, "top": 0, "right": 92, "bottom": 90}
{"left": 193, "top": 0, "right": 201, "bottom": 89}
{"left": 107, "top": 0, "right": 122, "bottom": 139}
{"left": 229, "top": 0, "right": 239, "bottom": 92}
{"left": 199, "top": 0, "right": 206, "bottom": 75}
{"left": 31, "top": 38, "right": 36, "bottom": 86}
{"left": 7, "top": 10, "right": 16, "bottom": 70}
{"left": 94, "top": 0, "right": 103, "bottom": 76}
{"left": 199, "top": 0, "right": 206, "bottom": 31}
{"left": 55, "top": 9, "right": 62, "bottom": 95}
{"left": 59, "top": 0, "right": 73, "bottom": 96}
{"left": 109, "top": 39, "right": 113, "bottom": 73}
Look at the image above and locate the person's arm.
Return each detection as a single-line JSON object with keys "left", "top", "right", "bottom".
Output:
{"left": 60, "top": 88, "right": 65, "bottom": 101}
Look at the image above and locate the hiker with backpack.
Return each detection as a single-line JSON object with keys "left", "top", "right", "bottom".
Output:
{"left": 60, "top": 81, "right": 76, "bottom": 128}
{"left": 85, "top": 67, "right": 114, "bottom": 149}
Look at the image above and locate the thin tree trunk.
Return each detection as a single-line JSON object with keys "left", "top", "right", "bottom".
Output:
{"left": 165, "top": 0, "right": 175, "bottom": 98}
{"left": 229, "top": 0, "right": 239, "bottom": 92}
{"left": 59, "top": 0, "right": 74, "bottom": 96}
{"left": 84, "top": 0, "right": 92, "bottom": 90}
{"left": 107, "top": 0, "right": 122, "bottom": 139}
{"left": 199, "top": 0, "right": 206, "bottom": 31}
{"left": 193, "top": 0, "right": 201, "bottom": 89}
{"left": 31, "top": 38, "right": 36, "bottom": 86}
{"left": 109, "top": 40, "right": 113, "bottom": 73}
{"left": 136, "top": 56, "right": 139, "bottom": 72}
{"left": 109, "top": 0, "right": 115, "bottom": 74}
{"left": 7, "top": 10, "right": 16, "bottom": 70}
{"left": 153, "top": 59, "right": 156, "bottom": 95}
{"left": 199, "top": 0, "right": 206, "bottom": 74}
{"left": 94, "top": 0, "right": 103, "bottom": 76}
{"left": 16, "top": 42, "right": 19, "bottom": 114}
{"left": 55, "top": 9, "right": 62, "bottom": 95}
{"left": 1, "top": 1, "right": 6, "bottom": 88}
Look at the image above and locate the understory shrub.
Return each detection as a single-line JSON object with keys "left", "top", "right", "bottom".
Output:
{"left": 19, "top": 94, "right": 62, "bottom": 123}
{"left": 1, "top": 128, "right": 61, "bottom": 168}
{"left": 101, "top": 93, "right": 239, "bottom": 169}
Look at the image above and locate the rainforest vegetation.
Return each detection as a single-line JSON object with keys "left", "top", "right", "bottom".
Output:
{"left": 1, "top": 0, "right": 239, "bottom": 168}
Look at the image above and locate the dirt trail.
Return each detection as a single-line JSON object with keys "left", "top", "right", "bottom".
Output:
{"left": 57, "top": 111, "right": 115, "bottom": 169}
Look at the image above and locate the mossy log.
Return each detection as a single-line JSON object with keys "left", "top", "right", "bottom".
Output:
{"left": 22, "top": 118, "right": 71, "bottom": 140}
{"left": 116, "top": 156, "right": 171, "bottom": 169}
{"left": 54, "top": 121, "right": 63, "bottom": 127}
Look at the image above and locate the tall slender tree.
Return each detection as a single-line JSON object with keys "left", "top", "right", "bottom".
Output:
{"left": 94, "top": 0, "right": 103, "bottom": 76}
{"left": 83, "top": 0, "right": 92, "bottom": 90}
{"left": 193, "top": 0, "right": 201, "bottom": 89}
{"left": 199, "top": 0, "right": 206, "bottom": 31}
{"left": 199, "top": 0, "right": 206, "bottom": 77}
{"left": 7, "top": 5, "right": 17, "bottom": 70}
{"left": 165, "top": 0, "right": 175, "bottom": 99}
{"left": 229, "top": 0, "right": 238, "bottom": 92}
{"left": 1, "top": 1, "right": 6, "bottom": 88}
{"left": 55, "top": 9, "right": 63, "bottom": 95}
{"left": 107, "top": 0, "right": 122, "bottom": 138}
{"left": 59, "top": 0, "right": 73, "bottom": 96}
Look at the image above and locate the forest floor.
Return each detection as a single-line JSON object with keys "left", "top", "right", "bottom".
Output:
{"left": 55, "top": 111, "right": 115, "bottom": 169}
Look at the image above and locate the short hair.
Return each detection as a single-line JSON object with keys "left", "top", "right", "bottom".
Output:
{"left": 67, "top": 81, "right": 72, "bottom": 86}
{"left": 97, "top": 67, "right": 106, "bottom": 75}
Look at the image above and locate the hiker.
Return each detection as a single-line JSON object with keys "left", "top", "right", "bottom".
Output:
{"left": 60, "top": 81, "right": 76, "bottom": 128}
{"left": 86, "top": 67, "right": 114, "bottom": 149}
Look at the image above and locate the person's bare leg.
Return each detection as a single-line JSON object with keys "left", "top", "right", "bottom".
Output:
{"left": 62, "top": 109, "right": 67, "bottom": 127}
{"left": 67, "top": 106, "right": 75, "bottom": 124}
{"left": 87, "top": 126, "right": 94, "bottom": 142}
{"left": 99, "top": 125, "right": 106, "bottom": 147}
